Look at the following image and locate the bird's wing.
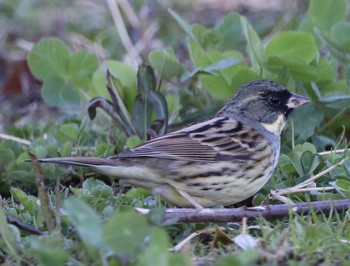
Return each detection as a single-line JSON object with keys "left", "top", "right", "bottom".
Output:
{"left": 114, "top": 117, "right": 266, "bottom": 162}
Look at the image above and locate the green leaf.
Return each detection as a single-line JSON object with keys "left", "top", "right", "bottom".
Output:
{"left": 102, "top": 211, "right": 149, "bottom": 256}
{"left": 265, "top": 57, "right": 333, "bottom": 82}
{"left": 192, "top": 24, "right": 223, "bottom": 50}
{"left": 189, "top": 50, "right": 243, "bottom": 100}
{"left": 240, "top": 16, "right": 265, "bottom": 69}
{"left": 68, "top": 50, "right": 99, "bottom": 88}
{"left": 301, "top": 151, "right": 321, "bottom": 175}
{"left": 42, "top": 75, "right": 81, "bottom": 109}
{"left": 216, "top": 12, "right": 242, "bottom": 50}
{"left": 82, "top": 178, "right": 109, "bottom": 191}
{"left": 0, "top": 205, "right": 18, "bottom": 258}
{"left": 56, "top": 123, "right": 79, "bottom": 142}
{"left": 330, "top": 179, "right": 350, "bottom": 198}
{"left": 215, "top": 255, "right": 241, "bottom": 266}
{"left": 63, "top": 197, "right": 104, "bottom": 248}
{"left": 7, "top": 170, "right": 35, "bottom": 183}
{"left": 137, "top": 227, "right": 189, "bottom": 266}
{"left": 288, "top": 143, "right": 318, "bottom": 176}
{"left": 11, "top": 188, "right": 39, "bottom": 215}
{"left": 149, "top": 48, "right": 186, "bottom": 80}
{"left": 29, "top": 232, "right": 70, "bottom": 266}
{"left": 264, "top": 32, "right": 317, "bottom": 64}
{"left": 0, "top": 148, "right": 15, "bottom": 165}
{"left": 230, "top": 69, "right": 260, "bottom": 91}
{"left": 126, "top": 135, "right": 143, "bottom": 149}
{"left": 60, "top": 142, "right": 72, "bottom": 157}
{"left": 288, "top": 104, "right": 325, "bottom": 141}
{"left": 28, "top": 37, "right": 70, "bottom": 80}
{"left": 308, "top": 0, "right": 349, "bottom": 32}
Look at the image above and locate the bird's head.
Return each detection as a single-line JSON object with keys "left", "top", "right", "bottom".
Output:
{"left": 218, "top": 79, "right": 310, "bottom": 135}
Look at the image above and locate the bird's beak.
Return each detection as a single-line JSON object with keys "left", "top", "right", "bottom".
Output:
{"left": 286, "top": 92, "right": 310, "bottom": 109}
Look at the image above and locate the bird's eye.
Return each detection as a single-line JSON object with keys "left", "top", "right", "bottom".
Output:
{"left": 269, "top": 94, "right": 280, "bottom": 105}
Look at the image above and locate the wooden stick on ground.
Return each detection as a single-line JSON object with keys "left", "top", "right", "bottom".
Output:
{"left": 136, "top": 199, "right": 350, "bottom": 223}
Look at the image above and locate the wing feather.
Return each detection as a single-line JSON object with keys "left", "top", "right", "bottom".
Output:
{"left": 114, "top": 117, "right": 266, "bottom": 162}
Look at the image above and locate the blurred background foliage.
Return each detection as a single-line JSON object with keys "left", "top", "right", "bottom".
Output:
{"left": 0, "top": 0, "right": 350, "bottom": 265}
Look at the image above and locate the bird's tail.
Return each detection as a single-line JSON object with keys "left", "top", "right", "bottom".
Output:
{"left": 25, "top": 157, "right": 118, "bottom": 167}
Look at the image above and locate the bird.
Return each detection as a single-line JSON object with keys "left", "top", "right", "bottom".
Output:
{"left": 29, "top": 80, "right": 309, "bottom": 208}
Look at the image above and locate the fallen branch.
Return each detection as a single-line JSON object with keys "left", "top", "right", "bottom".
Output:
{"left": 136, "top": 199, "right": 350, "bottom": 223}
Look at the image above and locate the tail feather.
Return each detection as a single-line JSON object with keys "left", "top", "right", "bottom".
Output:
{"left": 25, "top": 157, "right": 118, "bottom": 167}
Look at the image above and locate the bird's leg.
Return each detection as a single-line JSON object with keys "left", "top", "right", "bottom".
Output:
{"left": 176, "top": 190, "right": 214, "bottom": 214}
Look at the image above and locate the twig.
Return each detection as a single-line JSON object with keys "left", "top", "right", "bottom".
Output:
{"left": 171, "top": 226, "right": 221, "bottom": 252}
{"left": 267, "top": 159, "right": 345, "bottom": 203}
{"left": 145, "top": 199, "right": 350, "bottom": 223}
{"left": 0, "top": 133, "right": 30, "bottom": 146}
{"left": 88, "top": 97, "right": 135, "bottom": 137}
{"left": 28, "top": 152, "right": 55, "bottom": 233}
{"left": 318, "top": 149, "right": 350, "bottom": 156}
{"left": 271, "top": 186, "right": 334, "bottom": 197}
{"left": 294, "top": 159, "right": 344, "bottom": 189}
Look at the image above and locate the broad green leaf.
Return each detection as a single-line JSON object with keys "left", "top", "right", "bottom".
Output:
{"left": 28, "top": 37, "right": 69, "bottom": 80}
{"left": 11, "top": 188, "right": 39, "bottom": 215}
{"left": 301, "top": 151, "right": 321, "bottom": 175}
{"left": 7, "top": 170, "right": 36, "bottom": 183}
{"left": 149, "top": 48, "right": 186, "bottom": 80}
{"left": 278, "top": 154, "right": 297, "bottom": 174}
{"left": 29, "top": 232, "right": 70, "bottom": 266}
{"left": 82, "top": 178, "right": 108, "bottom": 191}
{"left": 126, "top": 135, "right": 143, "bottom": 149}
{"left": 265, "top": 57, "right": 333, "bottom": 82}
{"left": 330, "top": 179, "right": 350, "bottom": 198}
{"left": 56, "top": 123, "right": 79, "bottom": 142}
{"left": 288, "top": 104, "right": 324, "bottom": 141}
{"left": 137, "top": 227, "right": 190, "bottom": 266}
{"left": 192, "top": 24, "right": 223, "bottom": 50}
{"left": 102, "top": 211, "right": 149, "bottom": 255}
{"left": 0, "top": 149, "right": 15, "bottom": 165}
{"left": 288, "top": 143, "right": 318, "bottom": 176}
{"left": 191, "top": 51, "right": 243, "bottom": 100}
{"left": 308, "top": 0, "right": 349, "bottom": 31}
{"left": 231, "top": 69, "right": 260, "bottom": 91}
{"left": 68, "top": 50, "right": 99, "bottom": 88}
{"left": 63, "top": 197, "right": 104, "bottom": 248}
{"left": 216, "top": 12, "right": 242, "bottom": 50}
{"left": 331, "top": 21, "right": 350, "bottom": 49}
{"left": 264, "top": 32, "right": 317, "bottom": 64}
{"left": 42, "top": 75, "right": 81, "bottom": 109}
{"left": 90, "top": 184, "right": 114, "bottom": 199}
